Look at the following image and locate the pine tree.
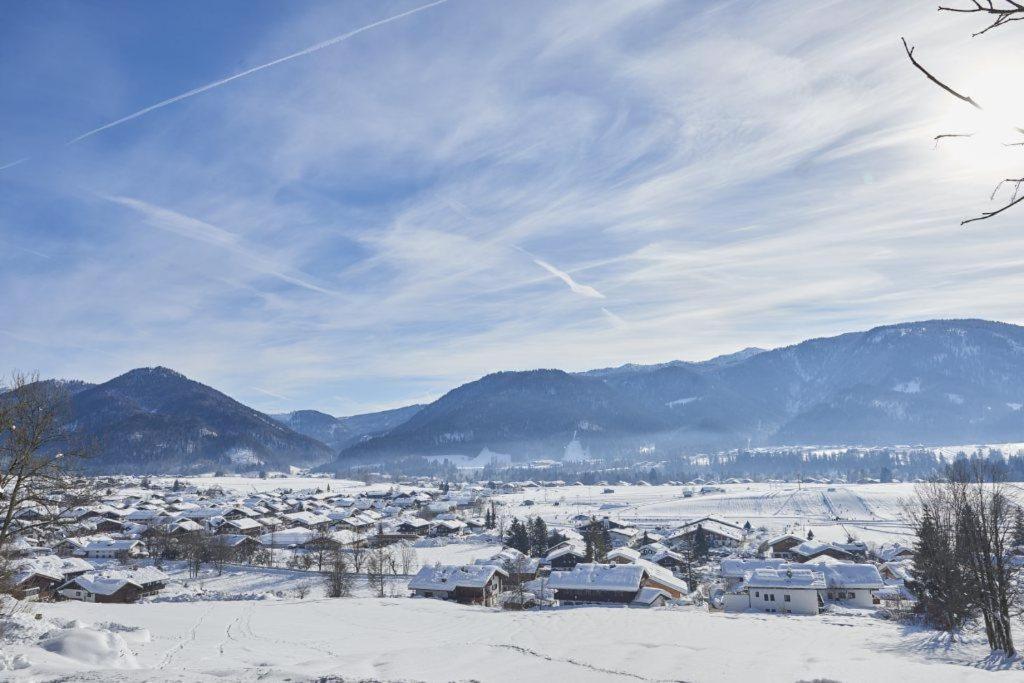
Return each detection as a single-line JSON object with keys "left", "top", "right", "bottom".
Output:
{"left": 693, "top": 525, "right": 709, "bottom": 560}
{"left": 584, "top": 530, "right": 595, "bottom": 562}
{"left": 530, "top": 517, "right": 549, "bottom": 557}
{"left": 806, "top": 529, "right": 814, "bottom": 541}
{"left": 743, "top": 520, "right": 752, "bottom": 532}
{"left": 506, "top": 518, "right": 530, "bottom": 555}
{"left": 1012, "top": 506, "right": 1024, "bottom": 547}
{"left": 910, "top": 505, "right": 971, "bottom": 631}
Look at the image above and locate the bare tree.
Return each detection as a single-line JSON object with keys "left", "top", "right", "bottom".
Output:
{"left": 323, "top": 549, "right": 353, "bottom": 598}
{"left": 903, "top": 2, "right": 1024, "bottom": 223}
{"left": 366, "top": 544, "right": 394, "bottom": 598}
{"left": 307, "top": 527, "right": 335, "bottom": 572}
{"left": 0, "top": 373, "right": 97, "bottom": 558}
{"left": 399, "top": 542, "right": 418, "bottom": 575}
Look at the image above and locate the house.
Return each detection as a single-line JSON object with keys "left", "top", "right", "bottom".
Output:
{"left": 724, "top": 567, "right": 825, "bottom": 615}
{"left": 606, "top": 547, "right": 641, "bottom": 564}
{"left": 58, "top": 567, "right": 168, "bottom": 604}
{"left": 429, "top": 519, "right": 467, "bottom": 537}
{"left": 282, "top": 511, "right": 330, "bottom": 530}
{"left": 258, "top": 526, "right": 316, "bottom": 548}
{"left": 76, "top": 540, "right": 145, "bottom": 560}
{"left": 476, "top": 548, "right": 539, "bottom": 583}
{"left": 718, "top": 558, "right": 787, "bottom": 591}
{"left": 547, "top": 563, "right": 647, "bottom": 604}
{"left": 546, "top": 544, "right": 587, "bottom": 570}
{"left": 788, "top": 541, "right": 854, "bottom": 563}
{"left": 217, "top": 517, "right": 263, "bottom": 536}
{"left": 757, "top": 534, "right": 806, "bottom": 559}
{"left": 631, "top": 586, "right": 671, "bottom": 608}
{"left": 636, "top": 559, "right": 688, "bottom": 599}
{"left": 802, "top": 561, "right": 884, "bottom": 608}
{"left": 408, "top": 564, "right": 507, "bottom": 606}
{"left": 668, "top": 518, "right": 744, "bottom": 549}
{"left": 396, "top": 518, "right": 431, "bottom": 536}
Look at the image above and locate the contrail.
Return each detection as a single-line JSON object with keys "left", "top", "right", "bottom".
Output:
{"left": 66, "top": 0, "right": 449, "bottom": 145}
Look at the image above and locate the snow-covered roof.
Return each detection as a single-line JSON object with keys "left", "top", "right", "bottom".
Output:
{"left": 606, "top": 547, "right": 641, "bottom": 562}
{"left": 800, "top": 562, "right": 883, "bottom": 589}
{"left": 743, "top": 568, "right": 825, "bottom": 590}
{"left": 258, "top": 527, "right": 315, "bottom": 546}
{"left": 632, "top": 586, "right": 670, "bottom": 606}
{"left": 63, "top": 567, "right": 168, "bottom": 596}
{"left": 719, "top": 558, "right": 786, "bottom": 579}
{"left": 547, "top": 563, "right": 646, "bottom": 592}
{"left": 408, "top": 564, "right": 506, "bottom": 591}
{"left": 792, "top": 541, "right": 852, "bottom": 559}
{"left": 546, "top": 544, "right": 586, "bottom": 561}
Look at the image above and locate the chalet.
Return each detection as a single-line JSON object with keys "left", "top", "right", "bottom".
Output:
{"left": 12, "top": 555, "right": 95, "bottom": 601}
{"left": 788, "top": 541, "right": 854, "bottom": 563}
{"left": 58, "top": 567, "right": 168, "bottom": 604}
{"left": 476, "top": 548, "right": 539, "bottom": 583}
{"left": 258, "top": 526, "right": 315, "bottom": 548}
{"left": 429, "top": 519, "right": 467, "bottom": 537}
{"left": 212, "top": 534, "right": 262, "bottom": 560}
{"left": 635, "top": 559, "right": 688, "bottom": 599}
{"left": 76, "top": 540, "right": 145, "bottom": 560}
{"left": 408, "top": 564, "right": 507, "bottom": 606}
{"left": 93, "top": 518, "right": 126, "bottom": 534}
{"left": 396, "top": 518, "right": 431, "bottom": 536}
{"left": 668, "top": 518, "right": 744, "bottom": 549}
{"left": 217, "top": 517, "right": 263, "bottom": 536}
{"left": 546, "top": 544, "right": 587, "bottom": 570}
{"left": 631, "top": 586, "right": 671, "bottom": 608}
{"left": 282, "top": 511, "right": 331, "bottom": 530}
{"left": 757, "top": 534, "right": 805, "bottom": 559}
{"left": 168, "top": 519, "right": 204, "bottom": 536}
{"left": 724, "top": 567, "right": 825, "bottom": 615}
{"left": 606, "top": 547, "right": 641, "bottom": 564}
{"left": 547, "top": 563, "right": 647, "bottom": 605}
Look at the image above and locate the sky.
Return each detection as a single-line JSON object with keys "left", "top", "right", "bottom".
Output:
{"left": 3, "top": 0, "right": 1024, "bottom": 416}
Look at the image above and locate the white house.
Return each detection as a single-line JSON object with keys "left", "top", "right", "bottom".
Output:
{"left": 802, "top": 561, "right": 884, "bottom": 608}
{"left": 724, "top": 567, "right": 825, "bottom": 615}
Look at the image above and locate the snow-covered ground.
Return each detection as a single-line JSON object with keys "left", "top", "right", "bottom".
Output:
{"left": 7, "top": 594, "right": 1022, "bottom": 681}
{"left": 497, "top": 482, "right": 923, "bottom": 545}
{"left": 5, "top": 482, "right": 1021, "bottom": 681}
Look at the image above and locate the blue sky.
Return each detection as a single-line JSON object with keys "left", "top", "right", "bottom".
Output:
{"left": 3, "top": 0, "right": 1024, "bottom": 415}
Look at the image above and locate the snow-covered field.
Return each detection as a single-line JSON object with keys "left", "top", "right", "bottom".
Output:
{"left": 8, "top": 593, "right": 1022, "bottom": 681}
{"left": 497, "top": 482, "right": 922, "bottom": 545}
{"left": 4, "top": 482, "right": 1021, "bottom": 681}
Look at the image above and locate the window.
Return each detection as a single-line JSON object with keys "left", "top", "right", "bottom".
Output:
{"left": 770, "top": 594, "right": 776, "bottom": 602}
{"left": 847, "top": 592, "right": 855, "bottom": 600}
{"left": 754, "top": 591, "right": 759, "bottom": 597}
{"left": 784, "top": 595, "right": 791, "bottom": 602}
{"left": 764, "top": 594, "right": 769, "bottom": 601}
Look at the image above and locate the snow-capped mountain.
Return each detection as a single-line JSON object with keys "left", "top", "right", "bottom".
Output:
{"left": 329, "top": 319, "right": 1024, "bottom": 464}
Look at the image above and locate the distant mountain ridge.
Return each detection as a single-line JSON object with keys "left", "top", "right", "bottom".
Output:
{"left": 61, "top": 367, "right": 334, "bottom": 474}
{"left": 330, "top": 319, "right": 1024, "bottom": 466}
{"left": 271, "top": 405, "right": 423, "bottom": 452}
{"left": 26, "top": 319, "right": 1024, "bottom": 473}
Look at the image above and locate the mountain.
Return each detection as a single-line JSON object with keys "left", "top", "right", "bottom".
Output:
{"left": 64, "top": 367, "right": 333, "bottom": 474}
{"left": 328, "top": 320, "right": 1024, "bottom": 465}
{"left": 339, "top": 369, "right": 670, "bottom": 461}
{"left": 272, "top": 405, "right": 422, "bottom": 452}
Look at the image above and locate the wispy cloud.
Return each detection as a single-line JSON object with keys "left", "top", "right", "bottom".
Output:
{"left": 531, "top": 257, "right": 606, "bottom": 299}
{"left": 5, "top": 1, "right": 1024, "bottom": 413}
{"left": 104, "top": 195, "right": 339, "bottom": 296}
{"left": 66, "top": 0, "right": 450, "bottom": 146}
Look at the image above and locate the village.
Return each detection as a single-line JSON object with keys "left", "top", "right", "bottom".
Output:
{"left": 6, "top": 474, "right": 925, "bottom": 620}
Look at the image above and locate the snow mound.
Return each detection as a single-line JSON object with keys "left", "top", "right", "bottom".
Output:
{"left": 0, "top": 653, "right": 30, "bottom": 671}
{"left": 40, "top": 625, "right": 139, "bottom": 669}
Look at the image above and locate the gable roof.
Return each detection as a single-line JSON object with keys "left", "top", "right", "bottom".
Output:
{"left": 408, "top": 564, "right": 506, "bottom": 591}
{"left": 547, "top": 563, "right": 646, "bottom": 592}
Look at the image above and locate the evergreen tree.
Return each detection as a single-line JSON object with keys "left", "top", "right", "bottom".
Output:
{"left": 1012, "top": 506, "right": 1024, "bottom": 547}
{"left": 910, "top": 505, "right": 972, "bottom": 631}
{"left": 743, "top": 520, "right": 752, "bottom": 532}
{"left": 584, "top": 530, "right": 595, "bottom": 562}
{"left": 693, "top": 525, "right": 710, "bottom": 560}
{"left": 529, "top": 516, "right": 549, "bottom": 557}
{"left": 806, "top": 529, "right": 815, "bottom": 541}
{"left": 506, "top": 518, "right": 530, "bottom": 555}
